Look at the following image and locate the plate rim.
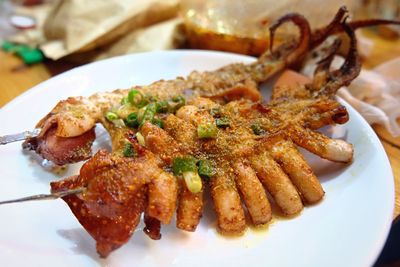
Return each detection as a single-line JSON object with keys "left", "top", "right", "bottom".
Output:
{"left": 0, "top": 50, "right": 253, "bottom": 113}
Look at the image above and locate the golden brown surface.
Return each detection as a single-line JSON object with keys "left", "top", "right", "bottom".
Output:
{"left": 0, "top": 30, "right": 399, "bottom": 218}
{"left": 50, "top": 149, "right": 153, "bottom": 257}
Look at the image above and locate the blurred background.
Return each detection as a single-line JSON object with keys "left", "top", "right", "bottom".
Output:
{"left": 1, "top": 0, "right": 399, "bottom": 64}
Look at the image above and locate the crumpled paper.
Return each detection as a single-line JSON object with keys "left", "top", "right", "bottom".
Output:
{"left": 45, "top": 17, "right": 184, "bottom": 63}
{"left": 303, "top": 55, "right": 400, "bottom": 137}
{"left": 89, "top": 18, "right": 184, "bottom": 62}
{"left": 8, "top": 0, "right": 182, "bottom": 61}
{"left": 338, "top": 57, "right": 400, "bottom": 136}
{"left": 41, "top": 0, "right": 179, "bottom": 60}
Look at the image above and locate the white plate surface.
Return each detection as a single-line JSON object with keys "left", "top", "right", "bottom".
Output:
{"left": 0, "top": 51, "right": 394, "bottom": 267}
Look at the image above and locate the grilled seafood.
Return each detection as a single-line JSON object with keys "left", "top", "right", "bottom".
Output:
{"left": 1, "top": 8, "right": 393, "bottom": 258}
{"left": 20, "top": 7, "right": 397, "bottom": 166}
{"left": 49, "top": 20, "right": 360, "bottom": 257}
{"left": 22, "top": 6, "right": 375, "bottom": 165}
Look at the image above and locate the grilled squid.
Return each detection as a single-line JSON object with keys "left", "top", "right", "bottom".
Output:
{"left": 3, "top": 7, "right": 397, "bottom": 258}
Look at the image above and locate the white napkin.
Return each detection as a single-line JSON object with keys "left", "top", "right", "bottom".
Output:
{"left": 303, "top": 56, "right": 400, "bottom": 137}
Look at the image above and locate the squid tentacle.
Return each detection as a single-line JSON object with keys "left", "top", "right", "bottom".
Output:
{"left": 318, "top": 20, "right": 361, "bottom": 96}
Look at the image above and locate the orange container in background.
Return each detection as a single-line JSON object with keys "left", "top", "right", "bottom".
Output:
{"left": 181, "top": 0, "right": 358, "bottom": 56}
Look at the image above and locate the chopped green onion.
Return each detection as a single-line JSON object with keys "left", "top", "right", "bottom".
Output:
{"left": 152, "top": 118, "right": 164, "bottom": 128}
{"left": 105, "top": 111, "right": 118, "bottom": 121}
{"left": 170, "top": 95, "right": 186, "bottom": 112}
{"left": 172, "top": 156, "right": 197, "bottom": 175}
{"left": 172, "top": 95, "right": 186, "bottom": 103}
{"left": 198, "top": 159, "right": 215, "bottom": 179}
{"left": 145, "top": 95, "right": 158, "bottom": 102}
{"left": 172, "top": 156, "right": 204, "bottom": 193}
{"left": 156, "top": 100, "right": 169, "bottom": 113}
{"left": 183, "top": 171, "right": 202, "bottom": 193}
{"left": 127, "top": 89, "right": 149, "bottom": 108}
{"left": 136, "top": 132, "right": 145, "bottom": 146}
{"left": 137, "top": 106, "right": 146, "bottom": 123}
{"left": 117, "top": 103, "right": 135, "bottom": 119}
{"left": 112, "top": 118, "right": 125, "bottom": 128}
{"left": 128, "top": 90, "right": 142, "bottom": 105}
{"left": 210, "top": 108, "right": 221, "bottom": 118}
{"left": 123, "top": 143, "right": 136, "bottom": 157}
{"left": 146, "top": 102, "right": 157, "bottom": 113}
{"left": 215, "top": 117, "right": 230, "bottom": 128}
{"left": 251, "top": 123, "right": 265, "bottom": 135}
{"left": 125, "top": 112, "right": 139, "bottom": 128}
{"left": 120, "top": 97, "right": 129, "bottom": 105}
{"left": 141, "top": 102, "right": 157, "bottom": 123}
{"left": 137, "top": 98, "right": 149, "bottom": 108}
{"left": 197, "top": 123, "right": 217, "bottom": 139}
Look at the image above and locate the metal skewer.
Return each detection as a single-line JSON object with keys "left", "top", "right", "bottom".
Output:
{"left": 0, "top": 188, "right": 85, "bottom": 205}
{"left": 0, "top": 129, "right": 40, "bottom": 145}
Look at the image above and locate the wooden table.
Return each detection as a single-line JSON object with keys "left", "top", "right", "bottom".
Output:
{"left": 0, "top": 34, "right": 399, "bottom": 218}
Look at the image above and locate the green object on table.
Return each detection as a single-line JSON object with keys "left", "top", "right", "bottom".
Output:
{"left": 2, "top": 41, "right": 44, "bottom": 65}
{"left": 2, "top": 41, "right": 14, "bottom": 52}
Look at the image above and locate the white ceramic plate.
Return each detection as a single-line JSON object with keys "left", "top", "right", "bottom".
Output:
{"left": 0, "top": 51, "right": 394, "bottom": 267}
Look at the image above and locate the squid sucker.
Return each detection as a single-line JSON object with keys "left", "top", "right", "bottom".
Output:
{"left": 1, "top": 7, "right": 398, "bottom": 258}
